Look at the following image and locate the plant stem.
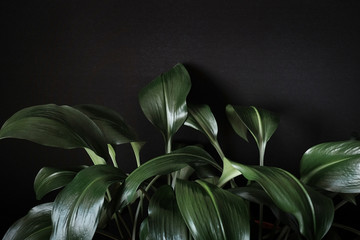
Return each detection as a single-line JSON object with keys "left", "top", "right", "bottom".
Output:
{"left": 132, "top": 199, "right": 143, "bottom": 240}
{"left": 259, "top": 203, "right": 264, "bottom": 240}
{"left": 258, "top": 142, "right": 266, "bottom": 240}
{"left": 332, "top": 222, "right": 360, "bottom": 236}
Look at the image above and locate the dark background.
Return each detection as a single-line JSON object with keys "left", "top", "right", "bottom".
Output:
{"left": 1, "top": 0, "right": 359, "bottom": 237}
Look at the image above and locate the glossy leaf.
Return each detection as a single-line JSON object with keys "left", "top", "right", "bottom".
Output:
{"left": 75, "top": 104, "right": 138, "bottom": 145}
{"left": 121, "top": 146, "right": 221, "bottom": 205}
{"left": 185, "top": 104, "right": 218, "bottom": 145}
{"left": 34, "top": 167, "right": 82, "bottom": 200}
{"left": 146, "top": 185, "right": 189, "bottom": 240}
{"left": 300, "top": 140, "right": 360, "bottom": 193}
{"left": 3, "top": 203, "right": 53, "bottom": 240}
{"left": 51, "top": 165, "right": 126, "bottom": 240}
{"left": 139, "top": 63, "right": 191, "bottom": 145}
{"left": 0, "top": 104, "right": 109, "bottom": 160}
{"left": 231, "top": 162, "right": 333, "bottom": 240}
{"left": 184, "top": 104, "right": 237, "bottom": 187}
{"left": 175, "top": 179, "right": 250, "bottom": 240}
{"left": 226, "top": 105, "right": 279, "bottom": 145}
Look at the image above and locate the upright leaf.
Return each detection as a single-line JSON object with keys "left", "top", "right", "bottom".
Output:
{"left": 300, "top": 140, "right": 360, "bottom": 193}
{"left": 185, "top": 104, "right": 219, "bottom": 147}
{"left": 231, "top": 162, "right": 333, "bottom": 240}
{"left": 3, "top": 203, "right": 53, "bottom": 240}
{"left": 146, "top": 185, "right": 189, "bottom": 240}
{"left": 51, "top": 165, "right": 126, "bottom": 240}
{"left": 175, "top": 179, "right": 250, "bottom": 240}
{"left": 226, "top": 105, "right": 279, "bottom": 165}
{"left": 185, "top": 105, "right": 238, "bottom": 187}
{"left": 0, "top": 104, "right": 109, "bottom": 160}
{"left": 139, "top": 63, "right": 191, "bottom": 148}
{"left": 74, "top": 104, "right": 138, "bottom": 145}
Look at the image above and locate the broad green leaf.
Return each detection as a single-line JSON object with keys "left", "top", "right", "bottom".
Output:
{"left": 231, "top": 162, "right": 333, "bottom": 240}
{"left": 3, "top": 203, "right": 53, "bottom": 240}
{"left": 0, "top": 104, "right": 109, "bottom": 160}
{"left": 230, "top": 183, "right": 300, "bottom": 233}
{"left": 300, "top": 140, "right": 360, "bottom": 193}
{"left": 175, "top": 179, "right": 250, "bottom": 240}
{"left": 121, "top": 146, "right": 221, "bottom": 205}
{"left": 139, "top": 63, "right": 191, "bottom": 145}
{"left": 184, "top": 105, "right": 237, "bottom": 187}
{"left": 140, "top": 218, "right": 150, "bottom": 240}
{"left": 34, "top": 167, "right": 84, "bottom": 200}
{"left": 51, "top": 165, "right": 126, "bottom": 240}
{"left": 185, "top": 104, "right": 218, "bottom": 145}
{"left": 74, "top": 104, "right": 138, "bottom": 145}
{"left": 146, "top": 185, "right": 189, "bottom": 240}
{"left": 226, "top": 105, "right": 279, "bottom": 145}
{"left": 226, "top": 105, "right": 279, "bottom": 166}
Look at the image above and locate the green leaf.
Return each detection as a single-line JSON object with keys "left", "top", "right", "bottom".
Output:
{"left": 300, "top": 140, "right": 360, "bottom": 193}
{"left": 139, "top": 63, "right": 191, "bottom": 145}
{"left": 146, "top": 185, "right": 189, "bottom": 240}
{"left": 34, "top": 167, "right": 83, "bottom": 200}
{"left": 231, "top": 162, "right": 333, "bottom": 240}
{"left": 51, "top": 165, "right": 126, "bottom": 240}
{"left": 184, "top": 105, "right": 236, "bottom": 187}
{"left": 121, "top": 146, "right": 221, "bottom": 205}
{"left": 226, "top": 105, "right": 279, "bottom": 166}
{"left": 0, "top": 104, "right": 109, "bottom": 160}
{"left": 185, "top": 104, "right": 218, "bottom": 145}
{"left": 175, "top": 179, "right": 250, "bottom": 240}
{"left": 3, "top": 203, "right": 53, "bottom": 240}
{"left": 226, "top": 105, "right": 279, "bottom": 145}
{"left": 74, "top": 104, "right": 138, "bottom": 145}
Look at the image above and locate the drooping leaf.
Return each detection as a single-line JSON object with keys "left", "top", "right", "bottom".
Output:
{"left": 300, "top": 140, "right": 360, "bottom": 193}
{"left": 121, "top": 146, "right": 221, "bottom": 205}
{"left": 139, "top": 63, "right": 191, "bottom": 145}
{"left": 231, "top": 162, "right": 333, "bottom": 240}
{"left": 34, "top": 167, "right": 84, "bottom": 200}
{"left": 146, "top": 185, "right": 189, "bottom": 240}
{"left": 0, "top": 104, "right": 109, "bottom": 160}
{"left": 3, "top": 203, "right": 53, "bottom": 240}
{"left": 74, "top": 104, "right": 138, "bottom": 145}
{"left": 50, "top": 165, "right": 126, "bottom": 240}
{"left": 175, "top": 179, "right": 250, "bottom": 240}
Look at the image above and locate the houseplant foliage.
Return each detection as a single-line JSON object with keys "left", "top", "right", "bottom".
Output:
{"left": 1, "top": 63, "right": 359, "bottom": 240}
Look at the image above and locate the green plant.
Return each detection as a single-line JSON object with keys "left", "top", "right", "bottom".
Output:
{"left": 1, "top": 63, "right": 359, "bottom": 240}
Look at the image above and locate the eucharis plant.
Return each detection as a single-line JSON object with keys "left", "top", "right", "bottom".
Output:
{"left": 1, "top": 63, "right": 359, "bottom": 240}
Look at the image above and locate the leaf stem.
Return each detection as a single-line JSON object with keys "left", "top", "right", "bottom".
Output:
{"left": 332, "top": 222, "right": 360, "bottom": 236}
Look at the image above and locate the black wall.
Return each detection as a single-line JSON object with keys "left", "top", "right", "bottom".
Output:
{"left": 1, "top": 0, "right": 360, "bottom": 236}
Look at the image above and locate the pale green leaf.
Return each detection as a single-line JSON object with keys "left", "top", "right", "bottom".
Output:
{"left": 300, "top": 140, "right": 360, "bottom": 193}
